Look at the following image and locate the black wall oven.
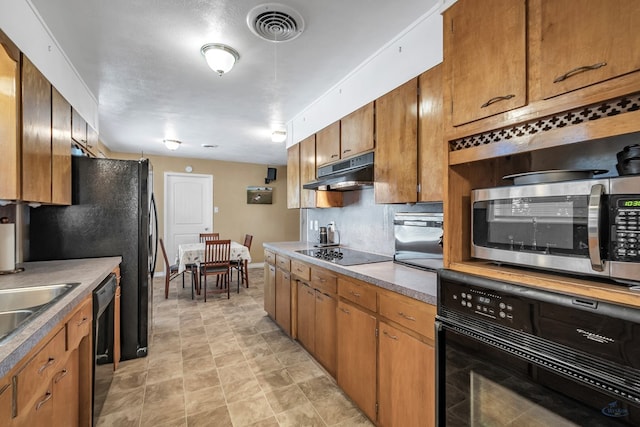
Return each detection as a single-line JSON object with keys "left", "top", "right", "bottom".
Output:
{"left": 436, "top": 269, "right": 640, "bottom": 426}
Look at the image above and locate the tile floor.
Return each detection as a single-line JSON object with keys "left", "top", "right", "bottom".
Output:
{"left": 96, "top": 267, "right": 373, "bottom": 427}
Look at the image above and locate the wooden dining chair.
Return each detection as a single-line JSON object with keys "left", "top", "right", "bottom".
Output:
{"left": 159, "top": 238, "right": 181, "bottom": 299}
{"left": 199, "top": 232, "right": 220, "bottom": 242}
{"left": 200, "top": 239, "right": 231, "bottom": 301}
{"left": 232, "top": 234, "right": 253, "bottom": 291}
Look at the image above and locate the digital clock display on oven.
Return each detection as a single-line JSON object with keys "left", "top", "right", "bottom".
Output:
{"left": 620, "top": 199, "right": 640, "bottom": 208}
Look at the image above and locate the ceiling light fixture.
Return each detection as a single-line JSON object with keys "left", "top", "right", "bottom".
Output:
{"left": 271, "top": 130, "right": 287, "bottom": 143}
{"left": 163, "top": 139, "right": 182, "bottom": 150}
{"left": 200, "top": 43, "right": 240, "bottom": 76}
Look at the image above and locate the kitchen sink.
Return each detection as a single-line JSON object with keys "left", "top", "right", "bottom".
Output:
{"left": 0, "top": 310, "right": 36, "bottom": 341}
{"left": 0, "top": 283, "right": 78, "bottom": 312}
{"left": 0, "top": 283, "right": 79, "bottom": 344}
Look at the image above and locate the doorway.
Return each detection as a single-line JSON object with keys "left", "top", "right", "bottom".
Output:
{"left": 164, "top": 172, "right": 213, "bottom": 263}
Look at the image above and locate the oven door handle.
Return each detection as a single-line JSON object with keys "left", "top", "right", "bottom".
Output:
{"left": 587, "top": 184, "right": 605, "bottom": 272}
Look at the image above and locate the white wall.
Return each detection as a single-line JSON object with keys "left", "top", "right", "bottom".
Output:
{"left": 288, "top": 3, "right": 444, "bottom": 146}
{"left": 0, "top": 0, "right": 98, "bottom": 130}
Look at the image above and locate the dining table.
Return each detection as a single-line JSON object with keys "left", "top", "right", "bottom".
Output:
{"left": 177, "top": 241, "right": 252, "bottom": 274}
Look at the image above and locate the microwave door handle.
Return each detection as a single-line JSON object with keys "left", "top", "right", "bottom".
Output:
{"left": 588, "top": 184, "right": 605, "bottom": 272}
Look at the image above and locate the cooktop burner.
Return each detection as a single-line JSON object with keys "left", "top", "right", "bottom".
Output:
{"left": 296, "top": 248, "right": 392, "bottom": 266}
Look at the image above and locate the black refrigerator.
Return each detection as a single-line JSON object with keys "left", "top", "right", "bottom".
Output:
{"left": 29, "top": 156, "right": 158, "bottom": 361}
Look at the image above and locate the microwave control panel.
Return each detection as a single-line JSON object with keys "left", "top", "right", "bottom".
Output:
{"left": 441, "top": 281, "right": 532, "bottom": 333}
{"left": 611, "top": 196, "right": 640, "bottom": 262}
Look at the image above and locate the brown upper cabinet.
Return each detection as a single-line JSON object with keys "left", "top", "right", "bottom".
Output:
{"left": 539, "top": 0, "right": 640, "bottom": 99}
{"left": 287, "top": 144, "right": 300, "bottom": 209}
{"left": 418, "top": 64, "right": 444, "bottom": 203}
{"left": 315, "top": 121, "right": 341, "bottom": 167}
{"left": 445, "top": 0, "right": 526, "bottom": 126}
{"left": 375, "top": 78, "right": 418, "bottom": 204}
{"left": 86, "top": 124, "right": 98, "bottom": 154}
{"left": 71, "top": 107, "right": 87, "bottom": 147}
{"left": 0, "top": 32, "right": 20, "bottom": 201}
{"left": 51, "top": 88, "right": 72, "bottom": 205}
{"left": 340, "top": 102, "right": 375, "bottom": 158}
{"left": 22, "top": 56, "right": 53, "bottom": 203}
{"left": 298, "top": 134, "right": 343, "bottom": 209}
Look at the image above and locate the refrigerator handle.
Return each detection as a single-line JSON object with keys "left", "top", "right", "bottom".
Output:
{"left": 150, "top": 193, "right": 159, "bottom": 277}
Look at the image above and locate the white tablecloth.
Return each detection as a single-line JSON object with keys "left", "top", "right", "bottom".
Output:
{"left": 177, "top": 241, "right": 251, "bottom": 273}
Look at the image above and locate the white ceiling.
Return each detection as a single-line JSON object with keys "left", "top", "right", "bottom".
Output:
{"left": 30, "top": 0, "right": 440, "bottom": 165}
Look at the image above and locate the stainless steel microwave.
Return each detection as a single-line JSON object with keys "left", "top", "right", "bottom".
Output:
{"left": 471, "top": 175, "right": 640, "bottom": 285}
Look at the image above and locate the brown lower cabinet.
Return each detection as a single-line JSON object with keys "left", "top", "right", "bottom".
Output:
{"left": 378, "top": 322, "right": 435, "bottom": 427}
{"left": 264, "top": 262, "right": 276, "bottom": 319}
{"left": 3, "top": 294, "right": 93, "bottom": 426}
{"left": 336, "top": 300, "right": 377, "bottom": 421}
{"left": 275, "top": 267, "right": 292, "bottom": 336}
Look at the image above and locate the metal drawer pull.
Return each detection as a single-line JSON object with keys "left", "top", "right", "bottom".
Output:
{"left": 398, "top": 312, "right": 416, "bottom": 321}
{"left": 343, "top": 148, "right": 352, "bottom": 154}
{"left": 383, "top": 331, "right": 398, "bottom": 340}
{"left": 480, "top": 94, "right": 515, "bottom": 108}
{"left": 331, "top": 154, "right": 339, "bottom": 158}
{"left": 553, "top": 62, "right": 607, "bottom": 83}
{"left": 54, "top": 368, "right": 68, "bottom": 384}
{"left": 76, "top": 316, "right": 89, "bottom": 326}
{"left": 35, "top": 391, "right": 53, "bottom": 411}
{"left": 340, "top": 307, "right": 350, "bottom": 314}
{"left": 349, "top": 290, "right": 361, "bottom": 298}
{"left": 38, "top": 357, "right": 56, "bottom": 374}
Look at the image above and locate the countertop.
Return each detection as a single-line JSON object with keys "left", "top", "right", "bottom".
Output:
{"left": 263, "top": 242, "right": 438, "bottom": 305}
{"left": 0, "top": 257, "right": 121, "bottom": 377}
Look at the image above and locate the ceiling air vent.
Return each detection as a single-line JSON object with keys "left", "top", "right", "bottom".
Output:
{"left": 247, "top": 3, "right": 305, "bottom": 43}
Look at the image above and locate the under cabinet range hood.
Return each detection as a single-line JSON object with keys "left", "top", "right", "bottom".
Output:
{"left": 303, "top": 152, "right": 374, "bottom": 191}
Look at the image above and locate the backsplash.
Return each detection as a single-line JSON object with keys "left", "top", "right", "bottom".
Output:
{"left": 302, "top": 189, "right": 442, "bottom": 256}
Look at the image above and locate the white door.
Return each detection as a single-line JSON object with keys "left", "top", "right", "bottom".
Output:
{"left": 164, "top": 172, "right": 213, "bottom": 263}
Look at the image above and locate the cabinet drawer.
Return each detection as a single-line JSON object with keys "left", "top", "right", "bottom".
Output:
{"left": 290, "top": 260, "right": 310, "bottom": 281}
{"left": 15, "top": 327, "right": 66, "bottom": 413}
{"left": 66, "top": 297, "right": 92, "bottom": 350}
{"left": 276, "top": 255, "right": 291, "bottom": 272}
{"left": 311, "top": 268, "right": 337, "bottom": 295}
{"left": 338, "top": 277, "right": 376, "bottom": 312}
{"left": 264, "top": 250, "right": 276, "bottom": 265}
{"left": 378, "top": 292, "right": 436, "bottom": 340}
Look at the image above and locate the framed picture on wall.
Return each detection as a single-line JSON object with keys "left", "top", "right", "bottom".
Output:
{"left": 247, "top": 186, "right": 273, "bottom": 204}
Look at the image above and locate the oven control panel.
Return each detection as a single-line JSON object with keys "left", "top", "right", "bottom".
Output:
{"left": 611, "top": 197, "right": 640, "bottom": 262}
{"left": 441, "top": 281, "right": 532, "bottom": 332}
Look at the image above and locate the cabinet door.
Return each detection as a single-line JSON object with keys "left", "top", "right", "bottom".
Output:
{"left": 287, "top": 144, "right": 300, "bottom": 209}
{"left": 52, "top": 350, "right": 79, "bottom": 427}
{"left": 299, "top": 135, "right": 317, "bottom": 209}
{"left": 275, "top": 268, "right": 292, "bottom": 336}
{"left": 264, "top": 264, "right": 276, "bottom": 319}
{"left": 316, "top": 121, "right": 340, "bottom": 166}
{"left": 51, "top": 88, "right": 71, "bottom": 205}
{"left": 375, "top": 78, "right": 418, "bottom": 204}
{"left": 446, "top": 0, "right": 526, "bottom": 125}
{"left": 418, "top": 64, "right": 444, "bottom": 203}
{"left": 314, "top": 291, "right": 336, "bottom": 377}
{"left": 378, "top": 322, "right": 435, "bottom": 427}
{"left": 0, "top": 379, "right": 11, "bottom": 426}
{"left": 0, "top": 36, "right": 20, "bottom": 200}
{"left": 336, "top": 301, "right": 377, "bottom": 421}
{"left": 341, "top": 102, "right": 374, "bottom": 158}
{"left": 22, "top": 55, "right": 52, "bottom": 203}
{"left": 71, "top": 107, "right": 87, "bottom": 147}
{"left": 296, "top": 281, "right": 315, "bottom": 353}
{"left": 539, "top": 0, "right": 640, "bottom": 99}
{"left": 86, "top": 125, "right": 98, "bottom": 154}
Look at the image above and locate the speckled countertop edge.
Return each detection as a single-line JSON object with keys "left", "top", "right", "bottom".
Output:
{"left": 263, "top": 242, "right": 438, "bottom": 305}
{"left": 0, "top": 257, "right": 121, "bottom": 377}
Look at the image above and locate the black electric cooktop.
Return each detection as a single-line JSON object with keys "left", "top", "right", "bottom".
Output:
{"left": 296, "top": 248, "right": 392, "bottom": 266}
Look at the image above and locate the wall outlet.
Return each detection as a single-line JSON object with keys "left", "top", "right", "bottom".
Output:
{"left": 314, "top": 220, "right": 318, "bottom": 231}
{"left": 309, "top": 221, "right": 314, "bottom": 230}
{"left": 214, "top": 206, "right": 219, "bottom": 213}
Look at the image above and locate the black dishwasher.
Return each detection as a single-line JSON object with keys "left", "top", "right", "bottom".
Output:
{"left": 92, "top": 273, "right": 117, "bottom": 424}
